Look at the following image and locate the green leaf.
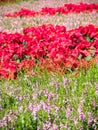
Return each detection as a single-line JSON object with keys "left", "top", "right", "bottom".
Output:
{"left": 84, "top": 35, "right": 95, "bottom": 42}
{"left": 85, "top": 55, "right": 92, "bottom": 61}
{"left": 78, "top": 54, "right": 82, "bottom": 60}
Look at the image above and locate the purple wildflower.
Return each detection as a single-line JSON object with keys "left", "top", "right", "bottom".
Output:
{"left": 66, "top": 105, "right": 72, "bottom": 118}
{"left": 63, "top": 77, "right": 69, "bottom": 87}
{"left": 78, "top": 105, "right": 86, "bottom": 121}
{"left": 28, "top": 103, "right": 41, "bottom": 120}
{"left": 88, "top": 112, "right": 93, "bottom": 127}
{"left": 95, "top": 83, "right": 98, "bottom": 95}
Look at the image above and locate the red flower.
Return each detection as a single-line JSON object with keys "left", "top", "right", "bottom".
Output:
{"left": 5, "top": 3, "right": 98, "bottom": 17}
{"left": 0, "top": 24, "right": 98, "bottom": 79}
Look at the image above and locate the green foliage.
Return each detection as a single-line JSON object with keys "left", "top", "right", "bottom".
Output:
{"left": 0, "top": 63, "right": 98, "bottom": 129}
{"left": 0, "top": 0, "right": 37, "bottom": 6}
{"left": 13, "top": 112, "right": 38, "bottom": 130}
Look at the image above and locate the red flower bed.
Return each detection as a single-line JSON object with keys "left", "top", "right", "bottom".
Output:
{"left": 6, "top": 3, "right": 98, "bottom": 17}
{"left": 0, "top": 24, "right": 98, "bottom": 79}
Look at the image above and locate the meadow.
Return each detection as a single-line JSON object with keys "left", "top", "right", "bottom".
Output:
{"left": 0, "top": 0, "right": 98, "bottom": 129}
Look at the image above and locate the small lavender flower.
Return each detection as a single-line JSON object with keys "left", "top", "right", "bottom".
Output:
{"left": 0, "top": 121, "right": 3, "bottom": 128}
{"left": 93, "top": 101, "right": 98, "bottom": 110}
{"left": 0, "top": 110, "right": 17, "bottom": 128}
{"left": 18, "top": 95, "right": 23, "bottom": 101}
{"left": 51, "top": 124, "right": 58, "bottom": 130}
{"left": 78, "top": 105, "right": 86, "bottom": 121}
{"left": 43, "top": 122, "right": 51, "bottom": 130}
{"left": 74, "top": 119, "right": 78, "bottom": 126}
{"left": 18, "top": 106, "right": 23, "bottom": 112}
{"left": 40, "top": 100, "right": 48, "bottom": 111}
{"left": 63, "top": 77, "right": 69, "bottom": 87}
{"left": 88, "top": 112, "right": 93, "bottom": 127}
{"left": 95, "top": 83, "right": 98, "bottom": 95}
{"left": 47, "top": 92, "right": 53, "bottom": 103}
{"left": 28, "top": 103, "right": 41, "bottom": 120}
{"left": 66, "top": 105, "right": 72, "bottom": 118}
{"left": 32, "top": 92, "right": 38, "bottom": 100}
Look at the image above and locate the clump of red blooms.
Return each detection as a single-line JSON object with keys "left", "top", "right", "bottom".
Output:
{"left": 5, "top": 3, "right": 98, "bottom": 17}
{"left": 0, "top": 24, "right": 98, "bottom": 79}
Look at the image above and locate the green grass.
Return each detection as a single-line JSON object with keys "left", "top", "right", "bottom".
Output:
{"left": 0, "top": 0, "right": 38, "bottom": 6}
{"left": 0, "top": 65, "right": 98, "bottom": 129}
